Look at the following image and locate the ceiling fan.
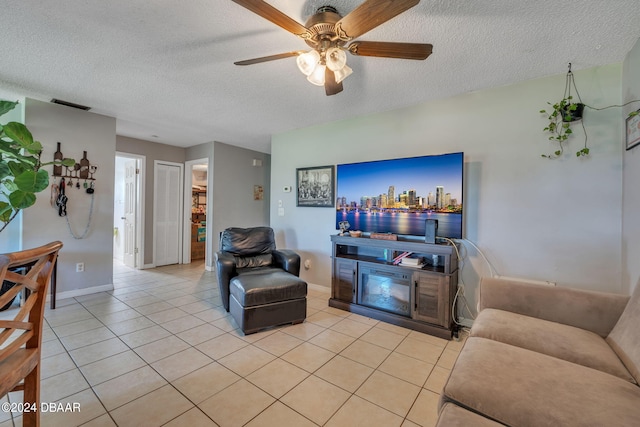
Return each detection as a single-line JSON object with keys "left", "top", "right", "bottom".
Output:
{"left": 232, "top": 0, "right": 433, "bottom": 96}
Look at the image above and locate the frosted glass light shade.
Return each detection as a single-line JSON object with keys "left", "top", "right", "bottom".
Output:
{"left": 296, "top": 50, "right": 320, "bottom": 76}
{"left": 326, "top": 47, "right": 347, "bottom": 71}
{"left": 307, "top": 64, "right": 326, "bottom": 86}
{"left": 334, "top": 64, "right": 353, "bottom": 84}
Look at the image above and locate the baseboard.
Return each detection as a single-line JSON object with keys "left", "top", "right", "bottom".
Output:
{"left": 142, "top": 263, "right": 156, "bottom": 269}
{"left": 47, "top": 284, "right": 115, "bottom": 302}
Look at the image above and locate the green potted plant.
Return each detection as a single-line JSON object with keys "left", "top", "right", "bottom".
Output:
{"left": 0, "top": 100, "right": 74, "bottom": 233}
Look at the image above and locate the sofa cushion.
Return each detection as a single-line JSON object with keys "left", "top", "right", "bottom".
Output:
{"left": 607, "top": 284, "right": 640, "bottom": 384}
{"left": 441, "top": 337, "right": 640, "bottom": 427}
{"left": 472, "top": 308, "right": 635, "bottom": 383}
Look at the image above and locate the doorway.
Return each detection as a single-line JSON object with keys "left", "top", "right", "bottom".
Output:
{"left": 183, "top": 159, "right": 209, "bottom": 265}
{"left": 113, "top": 153, "right": 145, "bottom": 269}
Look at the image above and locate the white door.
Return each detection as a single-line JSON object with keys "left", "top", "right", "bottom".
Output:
{"left": 154, "top": 162, "right": 183, "bottom": 266}
{"left": 123, "top": 159, "right": 137, "bottom": 268}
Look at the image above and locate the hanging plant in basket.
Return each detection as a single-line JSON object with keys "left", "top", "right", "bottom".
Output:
{"left": 540, "top": 64, "right": 588, "bottom": 158}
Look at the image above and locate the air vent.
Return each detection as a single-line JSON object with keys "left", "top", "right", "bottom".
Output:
{"left": 50, "top": 99, "right": 91, "bottom": 111}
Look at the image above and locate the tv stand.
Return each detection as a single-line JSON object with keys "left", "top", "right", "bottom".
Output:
{"left": 330, "top": 234, "right": 458, "bottom": 339}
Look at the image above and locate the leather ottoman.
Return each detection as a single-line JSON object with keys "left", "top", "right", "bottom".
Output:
{"left": 229, "top": 270, "right": 307, "bottom": 334}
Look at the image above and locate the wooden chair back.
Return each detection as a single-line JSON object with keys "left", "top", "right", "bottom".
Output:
{"left": 0, "top": 241, "right": 62, "bottom": 427}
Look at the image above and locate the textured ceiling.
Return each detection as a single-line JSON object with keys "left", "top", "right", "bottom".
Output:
{"left": 1, "top": 1, "right": 639, "bottom": 154}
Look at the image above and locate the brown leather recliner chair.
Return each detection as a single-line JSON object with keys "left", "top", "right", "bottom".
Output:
{"left": 214, "top": 227, "right": 307, "bottom": 334}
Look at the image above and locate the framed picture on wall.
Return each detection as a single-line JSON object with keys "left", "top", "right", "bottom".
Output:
{"left": 626, "top": 110, "right": 640, "bottom": 151}
{"left": 296, "top": 165, "right": 335, "bottom": 207}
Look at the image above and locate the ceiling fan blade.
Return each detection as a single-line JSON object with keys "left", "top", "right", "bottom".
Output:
{"left": 336, "top": 0, "right": 420, "bottom": 40}
{"left": 348, "top": 41, "right": 432, "bottom": 60}
{"left": 324, "top": 68, "right": 344, "bottom": 96}
{"left": 232, "top": 0, "right": 311, "bottom": 39}
{"left": 234, "top": 51, "right": 303, "bottom": 66}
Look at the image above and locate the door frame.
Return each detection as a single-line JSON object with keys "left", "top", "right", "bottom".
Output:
{"left": 115, "top": 152, "right": 145, "bottom": 269}
{"left": 183, "top": 158, "right": 209, "bottom": 265}
{"left": 153, "top": 160, "right": 184, "bottom": 267}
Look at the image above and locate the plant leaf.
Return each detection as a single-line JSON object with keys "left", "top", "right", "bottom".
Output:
{"left": 14, "top": 169, "right": 49, "bottom": 193}
{"left": 0, "top": 101, "right": 18, "bottom": 117}
{"left": 8, "top": 190, "right": 36, "bottom": 210}
{"left": 2, "top": 122, "right": 34, "bottom": 148}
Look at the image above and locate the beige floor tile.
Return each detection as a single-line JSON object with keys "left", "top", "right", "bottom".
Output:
{"left": 179, "top": 299, "right": 220, "bottom": 314}
{"left": 92, "top": 366, "right": 167, "bottom": 410}
{"left": 424, "top": 366, "right": 450, "bottom": 394}
{"left": 84, "top": 300, "right": 131, "bottom": 316}
{"left": 40, "top": 389, "right": 107, "bottom": 427}
{"left": 308, "top": 297, "right": 329, "bottom": 310}
{"left": 173, "top": 362, "right": 240, "bottom": 404}
{"left": 245, "top": 401, "right": 317, "bottom": 427}
{"left": 60, "top": 326, "right": 116, "bottom": 351}
{"left": 402, "top": 419, "right": 422, "bottom": 427}
{"left": 330, "top": 318, "right": 375, "bottom": 338}
{"left": 309, "top": 329, "right": 355, "bottom": 353}
{"left": 325, "top": 395, "right": 403, "bottom": 427}
{"left": 193, "top": 306, "right": 229, "bottom": 323}
{"left": 176, "top": 323, "right": 226, "bottom": 346}
{"left": 80, "top": 350, "right": 146, "bottom": 386}
{"left": 41, "top": 368, "right": 90, "bottom": 403}
{"left": 246, "top": 358, "right": 309, "bottom": 398}
{"left": 45, "top": 307, "right": 95, "bottom": 327}
{"left": 119, "top": 325, "right": 171, "bottom": 348}
{"left": 145, "top": 307, "right": 189, "bottom": 324}
{"left": 323, "top": 306, "right": 351, "bottom": 318}
{"left": 360, "top": 326, "right": 406, "bottom": 350}
{"left": 218, "top": 345, "right": 275, "bottom": 377}
{"left": 406, "top": 388, "right": 441, "bottom": 427}
{"left": 199, "top": 379, "right": 275, "bottom": 427}
{"left": 196, "top": 333, "right": 248, "bottom": 360}
{"left": 281, "top": 342, "right": 336, "bottom": 372}
{"left": 122, "top": 294, "right": 163, "bottom": 308}
{"left": 347, "top": 313, "right": 380, "bottom": 326}
{"left": 235, "top": 327, "right": 278, "bottom": 343}
{"left": 253, "top": 331, "right": 304, "bottom": 356}
{"left": 340, "top": 340, "right": 391, "bottom": 369}
{"left": 41, "top": 338, "right": 66, "bottom": 359}
{"left": 51, "top": 317, "right": 103, "bottom": 338}
{"left": 378, "top": 352, "right": 435, "bottom": 387}
{"left": 104, "top": 316, "right": 155, "bottom": 335}
{"left": 436, "top": 348, "right": 460, "bottom": 370}
{"left": 315, "top": 355, "right": 374, "bottom": 393}
{"left": 41, "top": 351, "right": 76, "bottom": 379}
{"left": 306, "top": 311, "right": 344, "bottom": 328}
{"left": 168, "top": 294, "right": 201, "bottom": 307}
{"left": 395, "top": 338, "right": 444, "bottom": 364}
{"left": 81, "top": 413, "right": 118, "bottom": 426}
{"left": 376, "top": 321, "right": 412, "bottom": 336}
{"left": 69, "top": 337, "right": 129, "bottom": 366}
{"left": 95, "top": 308, "right": 143, "bottom": 325}
{"left": 407, "top": 330, "right": 448, "bottom": 348}
{"left": 151, "top": 347, "right": 213, "bottom": 381}
{"left": 133, "top": 334, "right": 190, "bottom": 364}
{"left": 164, "top": 407, "right": 219, "bottom": 427}
{"left": 132, "top": 301, "right": 174, "bottom": 315}
{"left": 280, "top": 321, "right": 325, "bottom": 341}
{"left": 281, "top": 375, "right": 350, "bottom": 425}
{"left": 356, "top": 371, "right": 421, "bottom": 417}
{"left": 110, "top": 384, "right": 193, "bottom": 427}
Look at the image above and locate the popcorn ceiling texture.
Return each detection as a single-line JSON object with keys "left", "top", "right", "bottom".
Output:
{"left": 1, "top": 0, "right": 639, "bottom": 153}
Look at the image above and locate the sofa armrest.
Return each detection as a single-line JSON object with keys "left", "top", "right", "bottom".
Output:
{"left": 479, "top": 277, "right": 630, "bottom": 337}
{"left": 214, "top": 251, "right": 237, "bottom": 311}
{"left": 272, "top": 249, "right": 301, "bottom": 276}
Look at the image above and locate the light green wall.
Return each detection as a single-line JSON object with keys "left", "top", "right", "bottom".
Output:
{"left": 622, "top": 38, "right": 640, "bottom": 294}
{"left": 271, "top": 64, "right": 625, "bottom": 317}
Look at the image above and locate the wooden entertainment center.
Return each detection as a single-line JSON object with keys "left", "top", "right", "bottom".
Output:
{"left": 330, "top": 234, "right": 459, "bottom": 339}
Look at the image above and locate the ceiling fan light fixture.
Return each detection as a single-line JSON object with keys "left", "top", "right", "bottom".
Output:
{"left": 326, "top": 47, "right": 347, "bottom": 71}
{"left": 334, "top": 64, "right": 353, "bottom": 84}
{"left": 307, "top": 64, "right": 326, "bottom": 86}
{"left": 296, "top": 50, "right": 320, "bottom": 76}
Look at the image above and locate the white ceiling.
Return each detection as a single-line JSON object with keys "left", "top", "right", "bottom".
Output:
{"left": 2, "top": 1, "right": 639, "bottom": 154}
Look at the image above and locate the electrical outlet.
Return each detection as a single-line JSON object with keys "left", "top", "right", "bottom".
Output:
{"left": 76, "top": 263, "right": 84, "bottom": 272}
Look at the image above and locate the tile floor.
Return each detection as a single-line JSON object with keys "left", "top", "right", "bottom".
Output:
{"left": 1, "top": 261, "right": 465, "bottom": 427}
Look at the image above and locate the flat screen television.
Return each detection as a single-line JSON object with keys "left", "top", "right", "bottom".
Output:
{"left": 336, "top": 152, "right": 463, "bottom": 239}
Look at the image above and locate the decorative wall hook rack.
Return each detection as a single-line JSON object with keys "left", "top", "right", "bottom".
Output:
{"left": 52, "top": 143, "right": 97, "bottom": 182}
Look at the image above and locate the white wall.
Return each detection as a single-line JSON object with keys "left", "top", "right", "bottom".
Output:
{"left": 113, "top": 156, "right": 127, "bottom": 262}
{"left": 211, "top": 142, "right": 270, "bottom": 253}
{"left": 622, "top": 38, "right": 640, "bottom": 294}
{"left": 23, "top": 99, "right": 116, "bottom": 294}
{"left": 271, "top": 64, "right": 625, "bottom": 318}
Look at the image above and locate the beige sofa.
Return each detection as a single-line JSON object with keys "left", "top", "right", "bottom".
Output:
{"left": 437, "top": 277, "right": 640, "bottom": 426}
